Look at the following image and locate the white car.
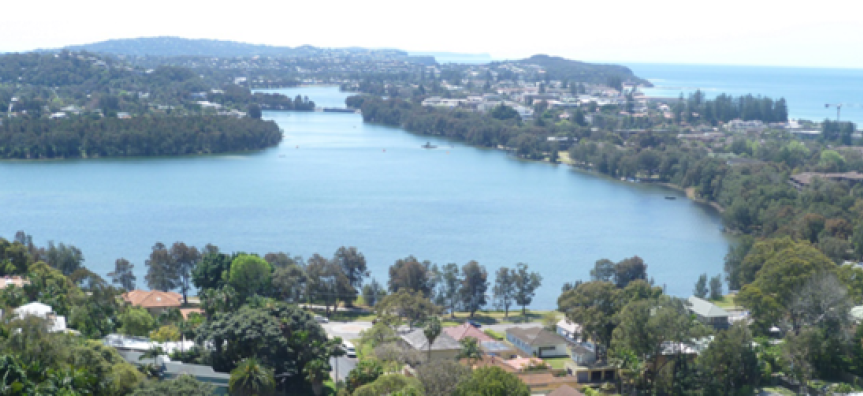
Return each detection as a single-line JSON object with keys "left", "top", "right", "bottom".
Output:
{"left": 342, "top": 340, "right": 356, "bottom": 358}
{"left": 314, "top": 315, "right": 328, "bottom": 323}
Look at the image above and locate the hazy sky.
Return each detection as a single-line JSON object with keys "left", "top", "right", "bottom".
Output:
{"left": 2, "top": 0, "right": 861, "bottom": 69}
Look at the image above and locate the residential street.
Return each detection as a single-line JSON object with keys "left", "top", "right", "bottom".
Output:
{"left": 330, "top": 355, "right": 356, "bottom": 383}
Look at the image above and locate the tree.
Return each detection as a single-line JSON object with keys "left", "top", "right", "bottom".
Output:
{"left": 145, "top": 243, "right": 176, "bottom": 292}
{"left": 149, "top": 325, "right": 181, "bottom": 343}
{"left": 229, "top": 358, "right": 276, "bottom": 396}
{"left": 614, "top": 256, "right": 647, "bottom": 288}
{"left": 492, "top": 266, "right": 515, "bottom": 317}
{"left": 612, "top": 296, "right": 707, "bottom": 392}
{"left": 272, "top": 262, "right": 308, "bottom": 303}
{"left": 453, "top": 366, "right": 530, "bottom": 396}
{"left": 737, "top": 238, "right": 837, "bottom": 332}
{"left": 170, "top": 242, "right": 201, "bottom": 304}
{"left": 590, "top": 258, "right": 615, "bottom": 282}
{"left": 458, "top": 337, "right": 483, "bottom": 365}
{"left": 119, "top": 307, "right": 156, "bottom": 336}
{"left": 558, "top": 281, "right": 620, "bottom": 351}
{"left": 437, "top": 263, "right": 462, "bottom": 317}
{"left": 693, "top": 274, "right": 708, "bottom": 298}
{"left": 423, "top": 316, "right": 442, "bottom": 361}
{"left": 248, "top": 104, "right": 262, "bottom": 119}
{"left": 346, "top": 359, "right": 383, "bottom": 393}
{"left": 132, "top": 374, "right": 215, "bottom": 396}
{"left": 359, "top": 322, "right": 398, "bottom": 348}
{"left": 192, "top": 250, "right": 234, "bottom": 291}
{"left": 354, "top": 374, "right": 424, "bottom": 396}
{"left": 333, "top": 246, "right": 368, "bottom": 294}
{"left": 45, "top": 241, "right": 84, "bottom": 276}
{"left": 513, "top": 262, "right": 542, "bottom": 315}
{"left": 195, "top": 303, "right": 335, "bottom": 391}
{"left": 108, "top": 258, "right": 136, "bottom": 290}
{"left": 375, "top": 289, "right": 438, "bottom": 329}
{"left": 461, "top": 261, "right": 488, "bottom": 318}
{"left": 696, "top": 323, "right": 759, "bottom": 395}
{"left": 709, "top": 274, "right": 723, "bottom": 300}
{"left": 306, "top": 253, "right": 354, "bottom": 316}
{"left": 229, "top": 254, "right": 273, "bottom": 301}
{"left": 361, "top": 277, "right": 385, "bottom": 307}
{"left": 416, "top": 359, "right": 471, "bottom": 396}
{"left": 388, "top": 256, "right": 434, "bottom": 297}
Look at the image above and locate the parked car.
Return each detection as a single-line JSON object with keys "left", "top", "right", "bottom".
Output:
{"left": 467, "top": 320, "right": 481, "bottom": 328}
{"left": 342, "top": 340, "right": 356, "bottom": 358}
{"left": 314, "top": 315, "right": 328, "bottom": 323}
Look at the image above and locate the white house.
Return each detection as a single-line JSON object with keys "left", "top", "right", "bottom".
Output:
{"left": 506, "top": 327, "right": 568, "bottom": 358}
{"left": 13, "top": 302, "right": 67, "bottom": 333}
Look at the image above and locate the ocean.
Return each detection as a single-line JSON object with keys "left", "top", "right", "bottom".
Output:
{"left": 626, "top": 63, "right": 863, "bottom": 125}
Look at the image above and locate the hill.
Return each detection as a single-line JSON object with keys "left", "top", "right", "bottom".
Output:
{"left": 507, "top": 54, "right": 652, "bottom": 87}
{"left": 63, "top": 36, "right": 415, "bottom": 59}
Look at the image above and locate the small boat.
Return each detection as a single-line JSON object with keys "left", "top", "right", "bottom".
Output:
{"left": 421, "top": 142, "right": 438, "bottom": 149}
{"left": 665, "top": 196, "right": 677, "bottom": 200}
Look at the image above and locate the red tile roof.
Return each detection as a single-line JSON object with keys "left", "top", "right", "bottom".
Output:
{"left": 122, "top": 290, "right": 182, "bottom": 308}
{"left": 443, "top": 323, "right": 494, "bottom": 343}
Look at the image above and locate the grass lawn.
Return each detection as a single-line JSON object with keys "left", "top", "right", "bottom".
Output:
{"left": 760, "top": 386, "right": 796, "bottom": 396}
{"left": 558, "top": 151, "right": 574, "bottom": 165}
{"left": 440, "top": 310, "right": 559, "bottom": 326}
{"left": 328, "top": 310, "right": 377, "bottom": 322}
{"left": 711, "top": 293, "right": 741, "bottom": 310}
{"left": 543, "top": 357, "right": 572, "bottom": 370}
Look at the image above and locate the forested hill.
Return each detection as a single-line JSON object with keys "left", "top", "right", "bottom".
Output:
{"left": 504, "top": 54, "right": 652, "bottom": 87}
{"left": 62, "top": 36, "right": 415, "bottom": 60}
{"left": 0, "top": 51, "right": 298, "bottom": 158}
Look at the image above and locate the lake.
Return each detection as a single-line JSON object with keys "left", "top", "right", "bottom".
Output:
{"left": 0, "top": 86, "right": 731, "bottom": 308}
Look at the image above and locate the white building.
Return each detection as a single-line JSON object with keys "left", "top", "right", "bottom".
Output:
{"left": 13, "top": 302, "right": 67, "bottom": 333}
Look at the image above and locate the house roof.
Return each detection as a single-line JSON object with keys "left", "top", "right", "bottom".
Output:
{"left": 687, "top": 296, "right": 729, "bottom": 318}
{"left": 401, "top": 329, "right": 461, "bottom": 351}
{"left": 548, "top": 384, "right": 585, "bottom": 396}
{"left": 443, "top": 323, "right": 494, "bottom": 343}
{"left": 506, "top": 326, "right": 567, "bottom": 347}
{"left": 14, "top": 302, "right": 53, "bottom": 317}
{"left": 123, "top": 290, "right": 182, "bottom": 308}
{"left": 556, "top": 319, "right": 581, "bottom": 335}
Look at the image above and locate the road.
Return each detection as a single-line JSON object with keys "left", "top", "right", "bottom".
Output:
{"left": 321, "top": 321, "right": 371, "bottom": 382}
{"left": 330, "top": 356, "right": 356, "bottom": 383}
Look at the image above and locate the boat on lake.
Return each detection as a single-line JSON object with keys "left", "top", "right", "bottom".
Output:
{"left": 422, "top": 142, "right": 437, "bottom": 149}
{"left": 665, "top": 196, "right": 677, "bottom": 200}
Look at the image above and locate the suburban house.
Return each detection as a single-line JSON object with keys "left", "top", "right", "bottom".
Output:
{"left": 399, "top": 329, "right": 461, "bottom": 361}
{"left": 0, "top": 276, "right": 29, "bottom": 289}
{"left": 506, "top": 327, "right": 568, "bottom": 358}
{"left": 687, "top": 296, "right": 730, "bottom": 330}
{"left": 122, "top": 290, "right": 183, "bottom": 316}
{"left": 556, "top": 319, "right": 581, "bottom": 343}
{"left": 443, "top": 322, "right": 494, "bottom": 343}
{"left": 13, "top": 302, "right": 67, "bottom": 333}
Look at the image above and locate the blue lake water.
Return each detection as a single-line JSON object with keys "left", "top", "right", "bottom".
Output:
{"left": 0, "top": 86, "right": 731, "bottom": 308}
{"left": 628, "top": 63, "right": 863, "bottom": 125}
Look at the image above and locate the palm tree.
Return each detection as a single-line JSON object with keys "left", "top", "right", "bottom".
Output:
{"left": 423, "top": 317, "right": 442, "bottom": 361}
{"left": 303, "top": 358, "right": 329, "bottom": 396}
{"left": 458, "top": 337, "right": 483, "bottom": 366}
{"left": 229, "top": 358, "right": 276, "bottom": 396}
